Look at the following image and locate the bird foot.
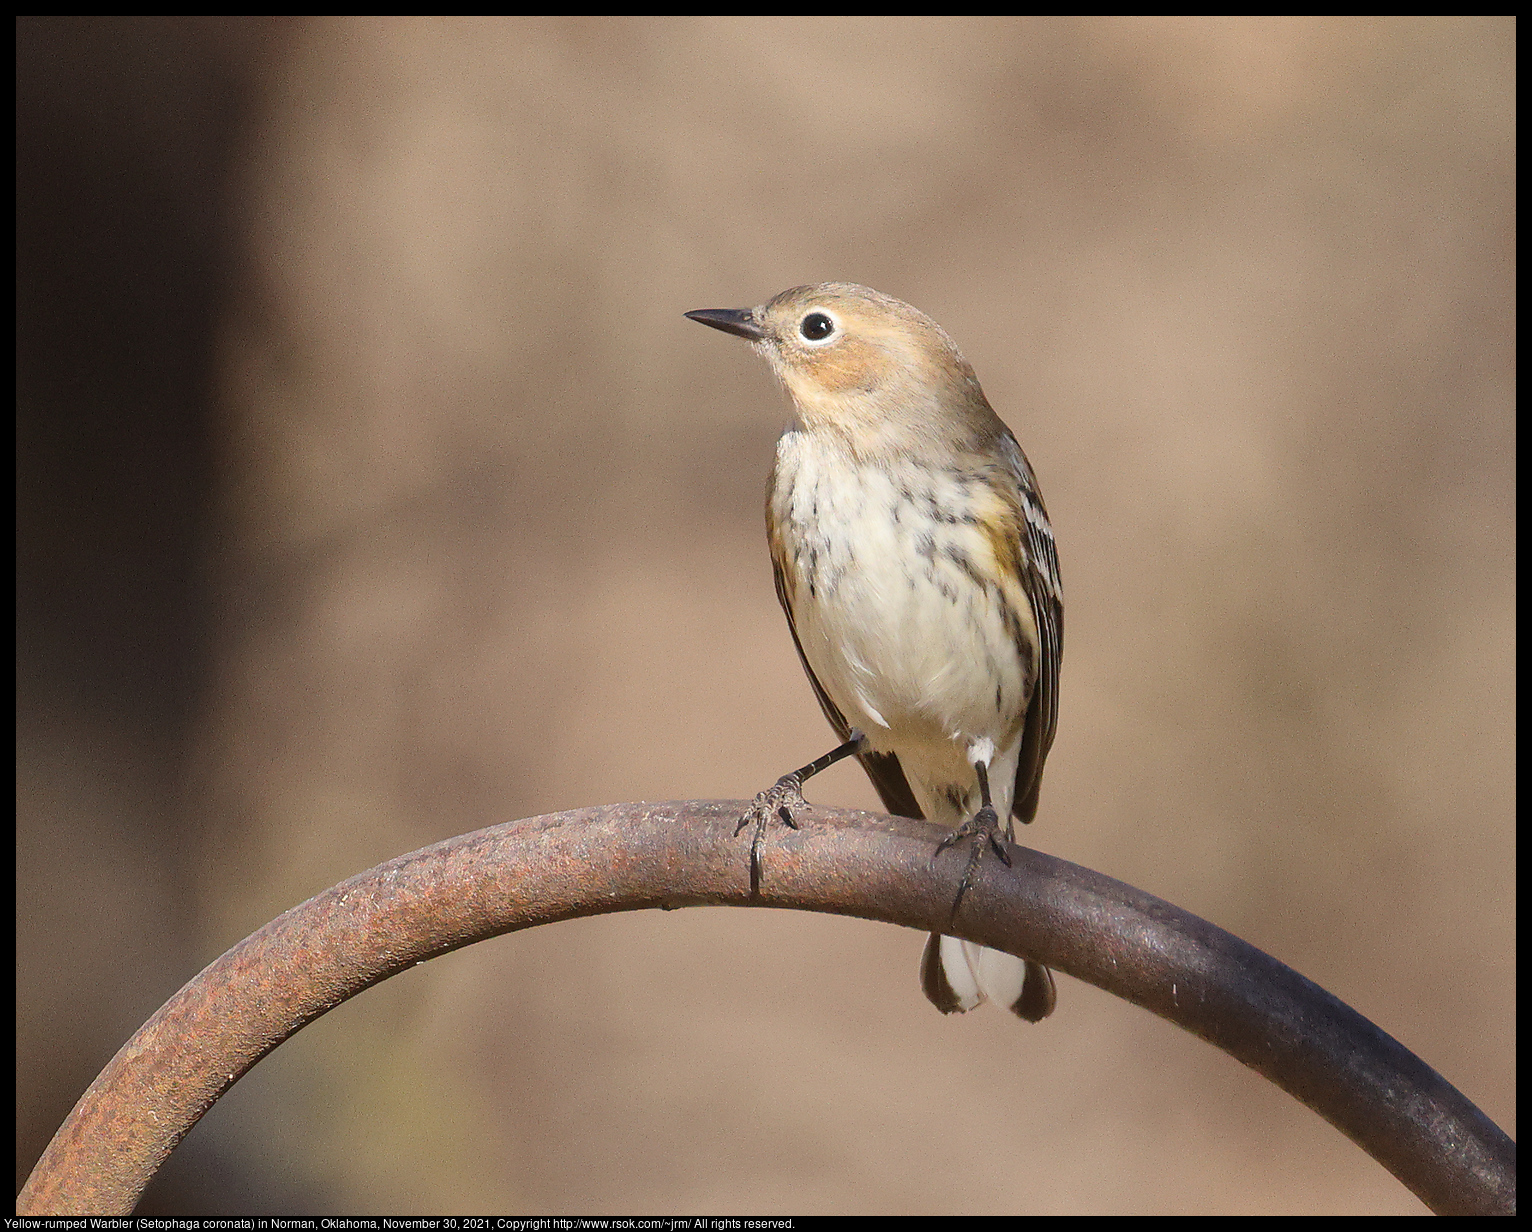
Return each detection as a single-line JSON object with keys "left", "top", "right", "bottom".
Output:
{"left": 736, "top": 772, "right": 806, "bottom": 896}
{"left": 934, "top": 805, "right": 1011, "bottom": 923}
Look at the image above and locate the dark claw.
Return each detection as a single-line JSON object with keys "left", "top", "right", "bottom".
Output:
{"left": 737, "top": 772, "right": 808, "bottom": 896}
{"left": 933, "top": 805, "right": 1007, "bottom": 923}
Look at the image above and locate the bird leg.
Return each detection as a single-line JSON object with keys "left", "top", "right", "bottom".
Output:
{"left": 737, "top": 731, "right": 866, "bottom": 896}
{"left": 934, "top": 758, "right": 1012, "bottom": 923}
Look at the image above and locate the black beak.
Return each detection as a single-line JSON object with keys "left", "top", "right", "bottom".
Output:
{"left": 685, "top": 307, "right": 765, "bottom": 341}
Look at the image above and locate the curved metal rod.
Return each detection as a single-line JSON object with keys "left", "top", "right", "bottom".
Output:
{"left": 18, "top": 801, "right": 1515, "bottom": 1215}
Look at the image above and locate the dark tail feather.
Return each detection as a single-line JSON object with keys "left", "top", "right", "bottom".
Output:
{"left": 1010, "top": 960, "right": 1057, "bottom": 1023}
{"left": 920, "top": 931, "right": 970, "bottom": 1014}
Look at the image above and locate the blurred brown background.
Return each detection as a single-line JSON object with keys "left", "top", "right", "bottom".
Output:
{"left": 16, "top": 16, "right": 1513, "bottom": 1216}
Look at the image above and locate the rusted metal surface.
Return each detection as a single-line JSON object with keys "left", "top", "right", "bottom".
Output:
{"left": 17, "top": 800, "right": 1515, "bottom": 1215}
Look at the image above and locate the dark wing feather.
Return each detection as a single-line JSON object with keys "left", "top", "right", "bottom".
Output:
{"left": 772, "top": 559, "right": 925, "bottom": 820}
{"left": 1001, "top": 432, "right": 1063, "bottom": 825}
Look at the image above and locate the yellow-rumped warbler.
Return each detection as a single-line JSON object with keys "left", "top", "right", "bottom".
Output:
{"left": 687, "top": 283, "right": 1062, "bottom": 1022}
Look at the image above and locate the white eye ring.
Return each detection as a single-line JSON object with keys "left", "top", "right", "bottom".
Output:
{"left": 798, "top": 310, "right": 838, "bottom": 345}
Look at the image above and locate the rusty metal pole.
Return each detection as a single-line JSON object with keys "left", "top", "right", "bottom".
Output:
{"left": 17, "top": 801, "right": 1516, "bottom": 1215}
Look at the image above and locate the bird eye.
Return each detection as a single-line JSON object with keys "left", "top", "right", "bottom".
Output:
{"left": 800, "top": 312, "right": 835, "bottom": 342}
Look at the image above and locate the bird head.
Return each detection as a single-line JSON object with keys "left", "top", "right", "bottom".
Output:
{"left": 687, "top": 283, "right": 997, "bottom": 458}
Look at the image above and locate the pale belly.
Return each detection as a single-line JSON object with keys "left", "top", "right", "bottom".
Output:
{"left": 772, "top": 433, "right": 1035, "bottom": 815}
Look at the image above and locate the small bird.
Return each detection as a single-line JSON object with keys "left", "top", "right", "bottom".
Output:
{"left": 686, "top": 283, "right": 1062, "bottom": 1021}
